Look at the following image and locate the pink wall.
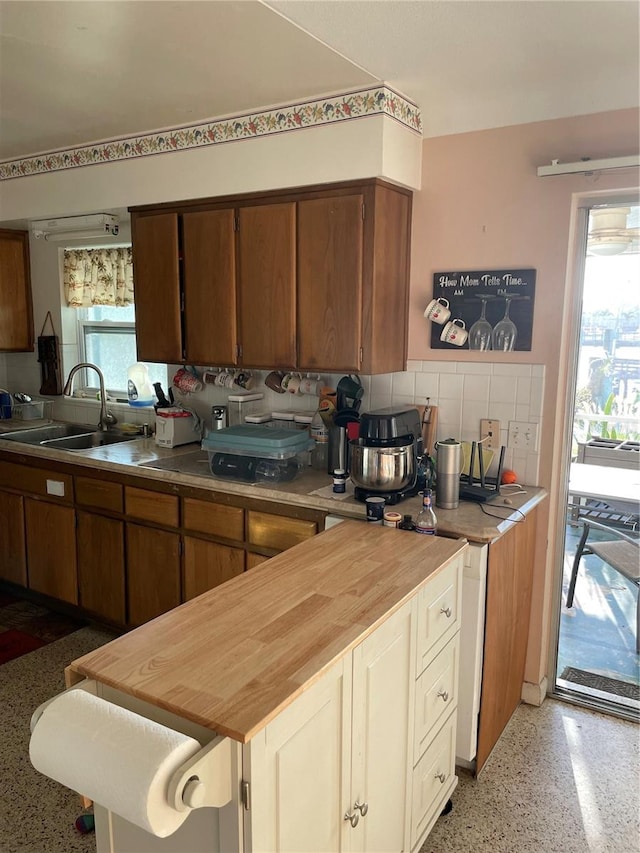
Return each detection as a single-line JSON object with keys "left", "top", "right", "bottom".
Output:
{"left": 409, "top": 108, "right": 640, "bottom": 689}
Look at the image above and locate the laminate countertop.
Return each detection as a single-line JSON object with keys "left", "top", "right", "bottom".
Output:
{"left": 0, "top": 429, "right": 547, "bottom": 544}
{"left": 67, "top": 521, "right": 467, "bottom": 742}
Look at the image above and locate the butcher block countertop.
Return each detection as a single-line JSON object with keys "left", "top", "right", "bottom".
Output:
{"left": 0, "top": 431, "right": 546, "bottom": 543}
{"left": 68, "top": 521, "right": 467, "bottom": 742}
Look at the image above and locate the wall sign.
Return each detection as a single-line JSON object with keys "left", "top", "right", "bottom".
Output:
{"left": 429, "top": 268, "right": 536, "bottom": 351}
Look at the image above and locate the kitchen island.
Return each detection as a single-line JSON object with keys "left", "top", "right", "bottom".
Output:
{"left": 47, "top": 522, "right": 467, "bottom": 853}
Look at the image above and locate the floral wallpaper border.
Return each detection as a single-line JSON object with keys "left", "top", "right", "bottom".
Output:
{"left": 0, "top": 85, "right": 421, "bottom": 182}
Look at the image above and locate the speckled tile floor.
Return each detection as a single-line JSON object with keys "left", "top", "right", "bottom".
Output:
{"left": 1, "top": 627, "right": 638, "bottom": 853}
{"left": 0, "top": 626, "right": 117, "bottom": 853}
{"left": 423, "top": 700, "right": 640, "bottom": 853}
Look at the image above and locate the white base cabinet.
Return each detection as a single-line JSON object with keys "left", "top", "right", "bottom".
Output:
{"left": 246, "top": 553, "right": 462, "bottom": 853}
{"left": 246, "top": 599, "right": 414, "bottom": 852}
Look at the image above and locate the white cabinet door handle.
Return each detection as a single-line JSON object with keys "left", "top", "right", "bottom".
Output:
{"left": 435, "top": 772, "right": 446, "bottom": 784}
{"left": 440, "top": 606, "right": 452, "bottom": 618}
{"left": 437, "top": 689, "right": 449, "bottom": 702}
{"left": 354, "top": 800, "right": 369, "bottom": 816}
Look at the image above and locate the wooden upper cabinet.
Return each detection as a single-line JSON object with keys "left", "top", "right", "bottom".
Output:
{"left": 130, "top": 180, "right": 412, "bottom": 374}
{"left": 238, "top": 203, "right": 296, "bottom": 369}
{"left": 297, "top": 194, "right": 364, "bottom": 372}
{"left": 183, "top": 209, "right": 237, "bottom": 366}
{"left": 366, "top": 183, "right": 412, "bottom": 375}
{"left": 0, "top": 229, "right": 34, "bottom": 352}
{"left": 131, "top": 212, "right": 182, "bottom": 363}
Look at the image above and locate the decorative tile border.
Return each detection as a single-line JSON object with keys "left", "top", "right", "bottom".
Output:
{"left": 0, "top": 85, "right": 421, "bottom": 181}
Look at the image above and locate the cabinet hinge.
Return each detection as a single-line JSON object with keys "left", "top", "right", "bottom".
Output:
{"left": 359, "top": 347, "right": 364, "bottom": 365}
{"left": 241, "top": 780, "right": 251, "bottom": 811}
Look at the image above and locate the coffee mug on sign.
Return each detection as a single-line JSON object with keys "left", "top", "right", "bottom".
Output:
{"left": 440, "top": 318, "right": 468, "bottom": 347}
{"left": 424, "top": 297, "right": 451, "bottom": 325}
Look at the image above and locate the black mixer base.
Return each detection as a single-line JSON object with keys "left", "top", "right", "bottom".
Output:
{"left": 354, "top": 485, "right": 420, "bottom": 505}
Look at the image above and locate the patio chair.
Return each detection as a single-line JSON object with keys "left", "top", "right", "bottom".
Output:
{"left": 566, "top": 519, "right": 640, "bottom": 653}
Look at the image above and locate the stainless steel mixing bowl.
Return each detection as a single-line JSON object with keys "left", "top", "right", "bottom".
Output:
{"left": 349, "top": 442, "right": 416, "bottom": 492}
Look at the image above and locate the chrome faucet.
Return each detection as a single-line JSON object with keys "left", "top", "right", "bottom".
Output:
{"left": 62, "top": 363, "right": 117, "bottom": 431}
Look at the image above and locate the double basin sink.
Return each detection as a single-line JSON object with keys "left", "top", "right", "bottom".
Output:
{"left": 0, "top": 423, "right": 139, "bottom": 451}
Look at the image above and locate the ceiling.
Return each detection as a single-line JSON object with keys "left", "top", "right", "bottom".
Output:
{"left": 0, "top": 0, "right": 638, "bottom": 163}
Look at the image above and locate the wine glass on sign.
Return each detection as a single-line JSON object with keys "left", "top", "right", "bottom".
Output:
{"left": 492, "top": 296, "right": 518, "bottom": 351}
{"left": 468, "top": 296, "right": 493, "bottom": 350}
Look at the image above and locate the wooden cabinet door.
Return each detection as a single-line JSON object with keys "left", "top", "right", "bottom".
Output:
{"left": 25, "top": 499, "right": 77, "bottom": 604}
{"left": 0, "top": 229, "right": 33, "bottom": 352}
{"left": 248, "top": 656, "right": 351, "bottom": 853}
{"left": 126, "top": 523, "right": 181, "bottom": 626}
{"left": 351, "top": 599, "right": 413, "bottom": 853}
{"left": 131, "top": 212, "right": 182, "bottom": 363}
{"left": 77, "top": 511, "right": 125, "bottom": 623}
{"left": 183, "top": 209, "right": 238, "bottom": 365}
{"left": 0, "top": 490, "right": 26, "bottom": 586}
{"left": 297, "top": 195, "right": 364, "bottom": 372}
{"left": 238, "top": 203, "right": 296, "bottom": 368}
{"left": 183, "top": 536, "right": 244, "bottom": 600}
{"left": 476, "top": 507, "right": 537, "bottom": 772}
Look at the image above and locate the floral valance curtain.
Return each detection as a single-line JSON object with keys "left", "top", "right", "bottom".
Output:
{"left": 63, "top": 247, "right": 134, "bottom": 307}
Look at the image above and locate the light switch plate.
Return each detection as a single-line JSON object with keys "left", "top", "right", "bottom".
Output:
{"left": 480, "top": 419, "right": 501, "bottom": 450}
{"left": 508, "top": 421, "right": 539, "bottom": 451}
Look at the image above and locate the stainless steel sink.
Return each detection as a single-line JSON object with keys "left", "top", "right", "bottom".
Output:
{"left": 42, "top": 431, "right": 139, "bottom": 450}
{"left": 0, "top": 423, "right": 138, "bottom": 450}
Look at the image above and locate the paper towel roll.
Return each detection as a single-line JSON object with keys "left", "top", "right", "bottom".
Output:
{"left": 29, "top": 689, "right": 201, "bottom": 838}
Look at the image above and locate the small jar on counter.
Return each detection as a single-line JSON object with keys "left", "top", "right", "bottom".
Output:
{"left": 383, "top": 511, "right": 402, "bottom": 528}
{"left": 332, "top": 469, "right": 347, "bottom": 493}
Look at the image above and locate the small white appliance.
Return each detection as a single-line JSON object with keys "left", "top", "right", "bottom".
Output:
{"left": 155, "top": 410, "right": 200, "bottom": 448}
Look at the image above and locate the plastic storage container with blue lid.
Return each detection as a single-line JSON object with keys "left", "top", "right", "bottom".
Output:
{"left": 202, "top": 425, "right": 314, "bottom": 483}
{"left": 201, "top": 424, "right": 313, "bottom": 459}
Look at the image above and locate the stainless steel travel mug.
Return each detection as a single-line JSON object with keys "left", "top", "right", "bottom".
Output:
{"left": 435, "top": 438, "right": 461, "bottom": 509}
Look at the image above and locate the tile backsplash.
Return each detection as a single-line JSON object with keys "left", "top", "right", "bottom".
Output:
{"left": 1, "top": 356, "right": 544, "bottom": 486}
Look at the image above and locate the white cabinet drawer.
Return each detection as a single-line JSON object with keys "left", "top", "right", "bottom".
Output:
{"left": 415, "top": 554, "right": 462, "bottom": 677}
{"left": 411, "top": 711, "right": 457, "bottom": 851}
{"left": 414, "top": 638, "right": 459, "bottom": 765}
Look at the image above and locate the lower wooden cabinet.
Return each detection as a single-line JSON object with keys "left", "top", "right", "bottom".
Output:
{"left": 0, "top": 456, "right": 324, "bottom": 629}
{"left": 183, "top": 536, "right": 244, "bottom": 600}
{"left": 77, "top": 511, "right": 125, "bottom": 623}
{"left": 476, "top": 506, "right": 538, "bottom": 772}
{"left": 24, "top": 498, "right": 77, "bottom": 604}
{"left": 126, "top": 523, "right": 181, "bottom": 626}
{"left": 0, "top": 490, "right": 26, "bottom": 586}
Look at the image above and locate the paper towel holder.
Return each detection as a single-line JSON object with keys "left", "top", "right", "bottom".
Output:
{"left": 168, "top": 734, "right": 232, "bottom": 812}
{"left": 32, "top": 680, "right": 232, "bottom": 814}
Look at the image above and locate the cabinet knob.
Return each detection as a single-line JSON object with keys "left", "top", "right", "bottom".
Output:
{"left": 354, "top": 800, "right": 369, "bottom": 816}
{"left": 344, "top": 810, "right": 359, "bottom": 828}
{"left": 435, "top": 772, "right": 446, "bottom": 784}
{"left": 437, "top": 689, "right": 449, "bottom": 702}
{"left": 440, "top": 606, "right": 452, "bottom": 618}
